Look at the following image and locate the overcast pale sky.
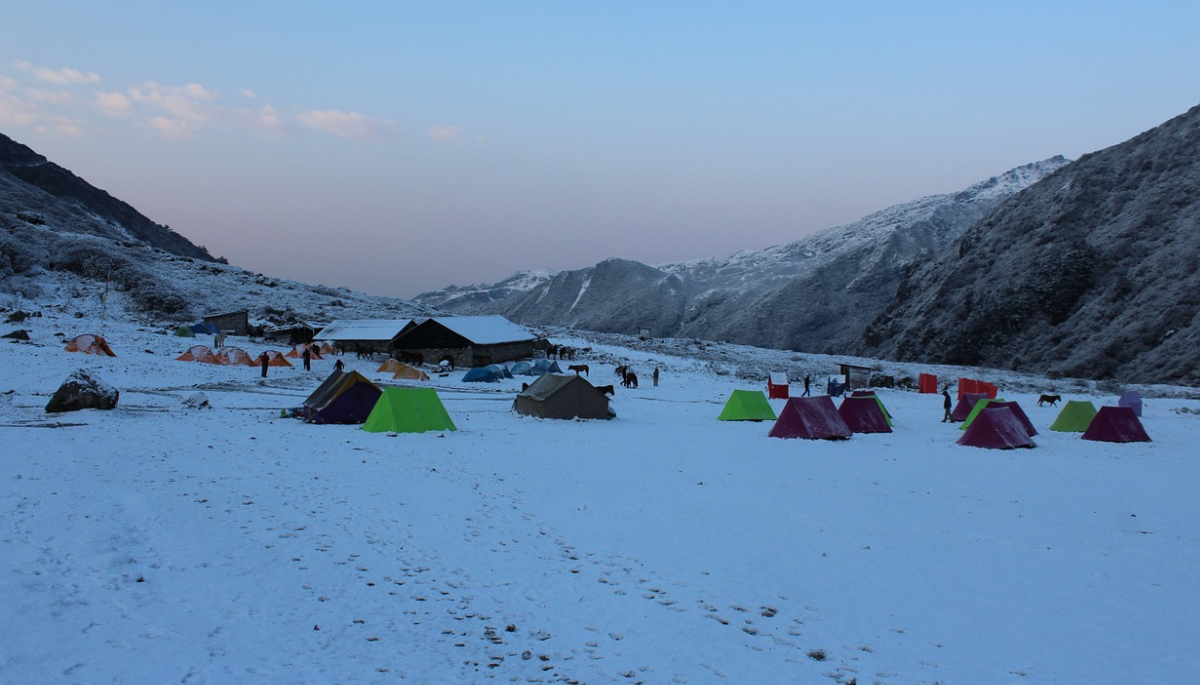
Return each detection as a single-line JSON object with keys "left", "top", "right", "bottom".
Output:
{"left": 3, "top": 2, "right": 1198, "bottom": 298}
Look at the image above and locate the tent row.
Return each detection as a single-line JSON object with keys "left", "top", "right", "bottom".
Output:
{"left": 297, "top": 371, "right": 615, "bottom": 431}
{"left": 717, "top": 390, "right": 1151, "bottom": 448}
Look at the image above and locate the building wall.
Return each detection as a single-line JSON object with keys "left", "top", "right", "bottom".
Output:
{"left": 203, "top": 311, "right": 249, "bottom": 336}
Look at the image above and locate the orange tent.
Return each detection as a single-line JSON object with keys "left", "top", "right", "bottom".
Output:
{"left": 285, "top": 343, "right": 323, "bottom": 360}
{"left": 65, "top": 334, "right": 116, "bottom": 356}
{"left": 210, "top": 346, "right": 256, "bottom": 366}
{"left": 392, "top": 364, "right": 430, "bottom": 381}
{"left": 262, "top": 350, "right": 294, "bottom": 368}
{"left": 176, "top": 345, "right": 215, "bottom": 363}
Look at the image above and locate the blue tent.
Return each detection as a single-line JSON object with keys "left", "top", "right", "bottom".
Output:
{"left": 462, "top": 366, "right": 505, "bottom": 382}
{"left": 190, "top": 322, "right": 219, "bottom": 335}
{"left": 491, "top": 364, "right": 514, "bottom": 379}
{"left": 511, "top": 359, "right": 561, "bottom": 376}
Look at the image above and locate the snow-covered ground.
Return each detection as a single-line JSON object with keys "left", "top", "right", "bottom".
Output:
{"left": 3, "top": 304, "right": 1198, "bottom": 685}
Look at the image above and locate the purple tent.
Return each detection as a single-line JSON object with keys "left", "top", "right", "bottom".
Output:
{"left": 303, "top": 370, "right": 382, "bottom": 424}
{"left": 1118, "top": 391, "right": 1143, "bottom": 417}
{"left": 956, "top": 406, "right": 1035, "bottom": 450}
{"left": 1082, "top": 406, "right": 1151, "bottom": 443}
{"left": 768, "top": 396, "right": 852, "bottom": 440}
{"left": 950, "top": 392, "right": 989, "bottom": 422}
{"left": 837, "top": 396, "right": 892, "bottom": 434}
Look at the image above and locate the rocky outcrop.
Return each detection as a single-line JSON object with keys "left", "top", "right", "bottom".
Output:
{"left": 45, "top": 369, "right": 120, "bottom": 413}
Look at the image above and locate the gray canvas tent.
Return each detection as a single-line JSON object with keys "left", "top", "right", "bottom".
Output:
{"left": 512, "top": 374, "right": 613, "bottom": 420}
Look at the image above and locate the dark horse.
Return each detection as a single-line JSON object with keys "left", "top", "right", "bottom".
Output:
{"left": 595, "top": 384, "right": 616, "bottom": 396}
{"left": 1037, "top": 394, "right": 1061, "bottom": 407}
{"left": 621, "top": 371, "right": 638, "bottom": 389}
{"left": 568, "top": 364, "right": 590, "bottom": 376}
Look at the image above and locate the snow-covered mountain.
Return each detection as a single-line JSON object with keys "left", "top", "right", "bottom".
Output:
{"left": 1, "top": 131, "right": 434, "bottom": 327}
{"left": 416, "top": 157, "right": 1071, "bottom": 354}
{"left": 859, "top": 103, "right": 1200, "bottom": 385}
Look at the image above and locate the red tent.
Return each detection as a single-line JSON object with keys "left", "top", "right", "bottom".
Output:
{"left": 950, "top": 392, "right": 989, "bottom": 422}
{"left": 1082, "top": 406, "right": 1151, "bottom": 443}
{"left": 837, "top": 396, "right": 892, "bottom": 434}
{"left": 956, "top": 406, "right": 1035, "bottom": 449}
{"left": 768, "top": 396, "right": 852, "bottom": 440}
{"left": 918, "top": 373, "right": 938, "bottom": 394}
{"left": 958, "top": 378, "right": 998, "bottom": 400}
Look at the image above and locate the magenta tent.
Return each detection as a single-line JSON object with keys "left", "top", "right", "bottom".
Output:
{"left": 768, "top": 396, "right": 852, "bottom": 440}
{"left": 1082, "top": 406, "right": 1151, "bottom": 443}
{"left": 956, "top": 406, "right": 1035, "bottom": 450}
{"left": 837, "top": 396, "right": 892, "bottom": 434}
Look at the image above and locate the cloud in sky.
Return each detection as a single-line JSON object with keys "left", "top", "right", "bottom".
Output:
{"left": 4, "top": 61, "right": 402, "bottom": 142}
{"left": 297, "top": 109, "right": 400, "bottom": 140}
{"left": 427, "top": 124, "right": 463, "bottom": 143}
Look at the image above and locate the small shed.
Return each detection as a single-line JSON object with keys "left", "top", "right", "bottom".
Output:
{"left": 839, "top": 363, "right": 872, "bottom": 391}
{"left": 767, "top": 372, "right": 789, "bottom": 399}
{"left": 203, "top": 310, "right": 250, "bottom": 337}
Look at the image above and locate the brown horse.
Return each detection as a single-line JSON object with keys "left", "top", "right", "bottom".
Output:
{"left": 1037, "top": 394, "right": 1061, "bottom": 407}
{"left": 568, "top": 364, "right": 589, "bottom": 376}
{"left": 595, "top": 384, "right": 615, "bottom": 396}
{"left": 621, "top": 371, "right": 638, "bottom": 389}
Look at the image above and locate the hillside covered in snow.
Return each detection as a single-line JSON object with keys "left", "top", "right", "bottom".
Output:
{"left": 416, "top": 157, "right": 1071, "bottom": 355}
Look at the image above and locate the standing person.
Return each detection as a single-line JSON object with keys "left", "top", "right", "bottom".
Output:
{"left": 302, "top": 347, "right": 311, "bottom": 371}
{"left": 259, "top": 352, "right": 269, "bottom": 379}
{"left": 803, "top": 375, "right": 811, "bottom": 397}
{"left": 942, "top": 388, "right": 953, "bottom": 422}
{"left": 652, "top": 367, "right": 659, "bottom": 387}
{"left": 334, "top": 358, "right": 345, "bottom": 373}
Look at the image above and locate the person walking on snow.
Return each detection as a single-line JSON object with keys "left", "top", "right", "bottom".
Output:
{"left": 942, "top": 388, "right": 953, "bottom": 422}
{"left": 302, "top": 347, "right": 311, "bottom": 371}
{"left": 334, "top": 358, "right": 345, "bottom": 373}
{"left": 259, "top": 352, "right": 269, "bottom": 378}
{"left": 802, "top": 375, "right": 811, "bottom": 397}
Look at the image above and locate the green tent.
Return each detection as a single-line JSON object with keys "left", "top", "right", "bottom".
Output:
{"left": 959, "top": 397, "right": 1005, "bottom": 430}
{"left": 362, "top": 387, "right": 456, "bottom": 433}
{"left": 718, "top": 389, "right": 777, "bottom": 421}
{"left": 1050, "top": 400, "right": 1098, "bottom": 432}
{"left": 173, "top": 325, "right": 196, "bottom": 337}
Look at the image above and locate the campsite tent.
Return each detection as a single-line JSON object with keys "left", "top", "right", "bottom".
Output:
{"left": 303, "top": 370, "right": 382, "bottom": 424}
{"left": 918, "top": 373, "right": 938, "bottom": 394}
{"left": 1050, "top": 400, "right": 1098, "bottom": 432}
{"left": 1118, "top": 390, "right": 1143, "bottom": 417}
{"left": 262, "top": 350, "right": 293, "bottom": 368}
{"left": 362, "top": 387, "right": 456, "bottom": 433}
{"left": 956, "top": 406, "right": 1035, "bottom": 449}
{"left": 462, "top": 366, "right": 505, "bottom": 383}
{"left": 511, "top": 360, "right": 562, "bottom": 376}
{"left": 377, "top": 358, "right": 421, "bottom": 375}
{"left": 285, "top": 343, "right": 323, "bottom": 360}
{"left": 717, "top": 390, "right": 777, "bottom": 422}
{"left": 950, "top": 392, "right": 990, "bottom": 422}
{"left": 210, "top": 346, "right": 255, "bottom": 366}
{"left": 1082, "top": 406, "right": 1151, "bottom": 443}
{"left": 175, "top": 345, "right": 215, "bottom": 363}
{"left": 767, "top": 373, "right": 789, "bottom": 400}
{"left": 512, "top": 374, "right": 612, "bottom": 420}
{"left": 173, "top": 326, "right": 196, "bottom": 338}
{"left": 960, "top": 400, "right": 1037, "bottom": 436}
{"left": 958, "top": 378, "right": 998, "bottom": 400}
{"left": 850, "top": 390, "right": 893, "bottom": 425}
{"left": 65, "top": 334, "right": 116, "bottom": 356}
{"left": 768, "top": 396, "right": 852, "bottom": 440}
{"left": 837, "top": 395, "right": 892, "bottom": 434}
{"left": 391, "top": 363, "right": 430, "bottom": 381}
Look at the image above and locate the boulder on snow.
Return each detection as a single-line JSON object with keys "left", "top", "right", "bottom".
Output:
{"left": 3, "top": 329, "right": 30, "bottom": 340}
{"left": 45, "top": 369, "right": 120, "bottom": 413}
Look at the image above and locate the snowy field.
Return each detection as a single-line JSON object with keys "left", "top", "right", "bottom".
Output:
{"left": 2, "top": 308, "right": 1199, "bottom": 685}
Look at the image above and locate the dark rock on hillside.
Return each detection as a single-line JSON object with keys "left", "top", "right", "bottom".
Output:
{"left": 859, "top": 103, "right": 1200, "bottom": 385}
{"left": 0, "top": 132, "right": 215, "bottom": 261}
